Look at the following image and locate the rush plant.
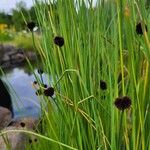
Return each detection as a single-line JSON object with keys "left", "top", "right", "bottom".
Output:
{"left": 1, "top": 0, "right": 149, "bottom": 149}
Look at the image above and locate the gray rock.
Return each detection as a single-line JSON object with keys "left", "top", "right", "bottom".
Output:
{"left": 0, "top": 44, "right": 36, "bottom": 69}
{"left": 0, "top": 107, "right": 12, "bottom": 130}
{"left": 0, "top": 117, "right": 39, "bottom": 150}
{"left": 0, "top": 126, "right": 27, "bottom": 150}
{"left": 8, "top": 117, "right": 39, "bottom": 130}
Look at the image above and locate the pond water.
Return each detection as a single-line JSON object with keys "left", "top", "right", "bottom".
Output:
{"left": 1, "top": 67, "right": 47, "bottom": 118}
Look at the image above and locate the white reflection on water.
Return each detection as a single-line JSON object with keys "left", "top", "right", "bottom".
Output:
{"left": 2, "top": 68, "right": 48, "bottom": 118}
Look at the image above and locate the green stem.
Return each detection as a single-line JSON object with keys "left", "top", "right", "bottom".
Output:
{"left": 118, "top": 111, "right": 124, "bottom": 150}
{"left": 31, "top": 31, "right": 40, "bottom": 68}
{"left": 117, "top": 0, "right": 125, "bottom": 95}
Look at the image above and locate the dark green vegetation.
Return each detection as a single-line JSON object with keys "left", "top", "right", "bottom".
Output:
{"left": 0, "top": 1, "right": 36, "bottom": 31}
{"left": 1, "top": 0, "right": 150, "bottom": 150}
{"left": 0, "top": 1, "right": 57, "bottom": 31}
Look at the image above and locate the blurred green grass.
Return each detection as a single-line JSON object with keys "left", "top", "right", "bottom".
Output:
{"left": 0, "top": 30, "right": 40, "bottom": 51}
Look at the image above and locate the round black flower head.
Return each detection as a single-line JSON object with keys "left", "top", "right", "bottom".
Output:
{"left": 114, "top": 96, "right": 131, "bottom": 110}
{"left": 44, "top": 87, "right": 54, "bottom": 97}
{"left": 100, "top": 80, "right": 107, "bottom": 90}
{"left": 27, "top": 21, "right": 35, "bottom": 31}
{"left": 37, "top": 69, "right": 44, "bottom": 75}
{"left": 136, "top": 22, "right": 148, "bottom": 35}
{"left": 54, "top": 36, "right": 64, "bottom": 47}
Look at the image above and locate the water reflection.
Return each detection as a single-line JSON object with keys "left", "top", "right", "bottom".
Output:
{"left": 2, "top": 68, "right": 43, "bottom": 118}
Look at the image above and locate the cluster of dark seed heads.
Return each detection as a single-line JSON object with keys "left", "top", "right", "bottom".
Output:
{"left": 36, "top": 86, "right": 54, "bottom": 97}
{"left": 35, "top": 87, "right": 54, "bottom": 97}
{"left": 114, "top": 96, "right": 131, "bottom": 110}
{"left": 44, "top": 87, "right": 55, "bottom": 97}
{"left": 33, "top": 81, "right": 47, "bottom": 89}
{"left": 27, "top": 21, "right": 64, "bottom": 46}
{"left": 34, "top": 81, "right": 54, "bottom": 97}
{"left": 33, "top": 69, "right": 54, "bottom": 97}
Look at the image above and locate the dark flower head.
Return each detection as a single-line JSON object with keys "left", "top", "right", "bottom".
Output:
{"left": 100, "top": 80, "right": 107, "bottom": 90}
{"left": 20, "top": 122, "right": 26, "bottom": 127}
{"left": 44, "top": 87, "right": 54, "bottom": 97}
{"left": 122, "top": 96, "right": 132, "bottom": 108}
{"left": 54, "top": 36, "right": 64, "bottom": 47}
{"left": 136, "top": 22, "right": 148, "bottom": 35}
{"left": 114, "top": 97, "right": 123, "bottom": 109}
{"left": 37, "top": 69, "right": 44, "bottom": 75}
{"left": 114, "top": 96, "right": 131, "bottom": 110}
{"left": 27, "top": 21, "right": 35, "bottom": 31}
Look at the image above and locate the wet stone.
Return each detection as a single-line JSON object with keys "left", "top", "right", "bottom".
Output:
{"left": 0, "top": 106, "right": 12, "bottom": 130}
